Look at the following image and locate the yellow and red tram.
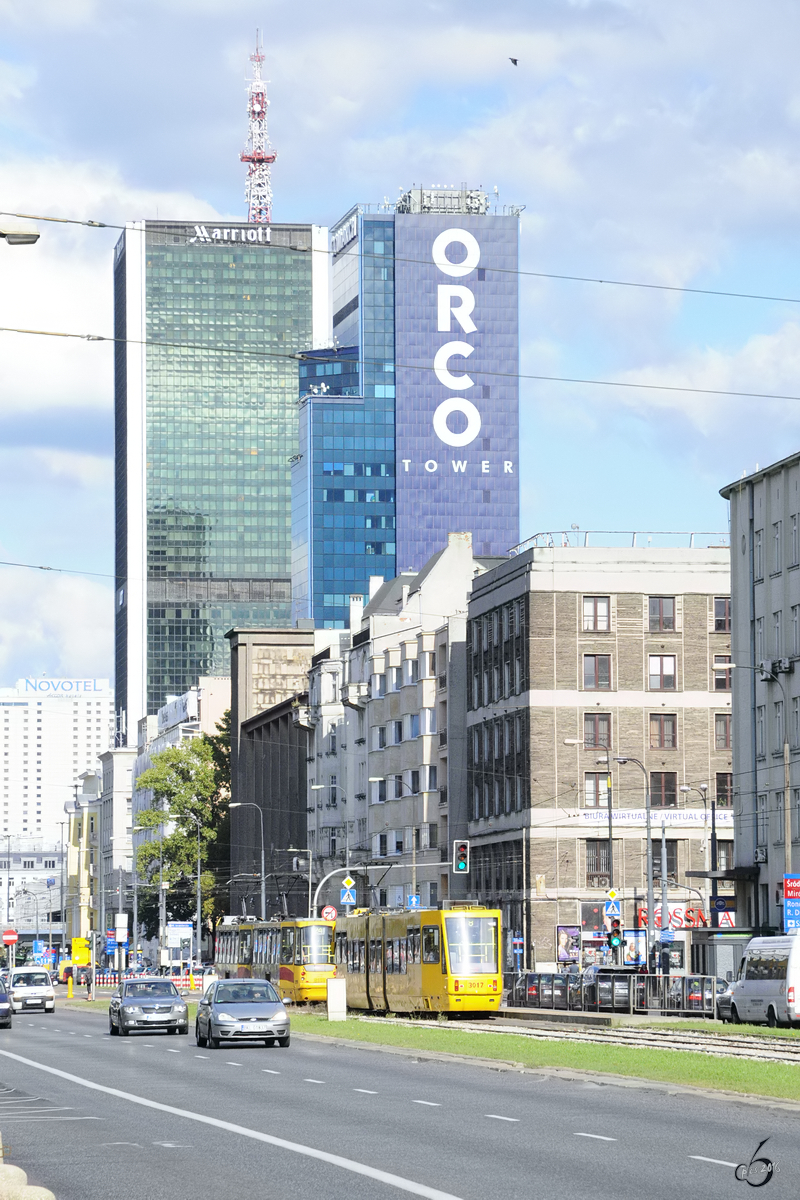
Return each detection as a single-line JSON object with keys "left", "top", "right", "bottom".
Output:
{"left": 214, "top": 917, "right": 335, "bottom": 1003}
{"left": 334, "top": 905, "right": 502, "bottom": 1014}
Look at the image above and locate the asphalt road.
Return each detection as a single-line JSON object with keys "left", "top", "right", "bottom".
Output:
{"left": 0, "top": 1001, "right": 795, "bottom": 1200}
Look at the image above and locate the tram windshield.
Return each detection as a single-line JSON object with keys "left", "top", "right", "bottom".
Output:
{"left": 444, "top": 916, "right": 498, "bottom": 975}
{"left": 299, "top": 924, "right": 334, "bottom": 966}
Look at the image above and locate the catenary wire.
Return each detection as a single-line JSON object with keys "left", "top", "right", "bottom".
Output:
{"left": 3, "top": 208, "right": 800, "bottom": 309}
{"left": 0, "top": 322, "right": 798, "bottom": 407}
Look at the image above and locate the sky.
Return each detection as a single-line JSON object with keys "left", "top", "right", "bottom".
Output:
{"left": 2, "top": 0, "right": 800, "bottom": 683}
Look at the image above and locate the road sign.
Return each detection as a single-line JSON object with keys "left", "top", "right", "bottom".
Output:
{"left": 341, "top": 875, "right": 356, "bottom": 891}
{"left": 321, "top": 905, "right": 337, "bottom": 921}
{"left": 713, "top": 898, "right": 727, "bottom": 912}
{"left": 407, "top": 895, "right": 421, "bottom": 909}
{"left": 2, "top": 931, "right": 18, "bottom": 946}
{"left": 785, "top": 899, "right": 800, "bottom": 930}
{"left": 605, "top": 888, "right": 618, "bottom": 901}
{"left": 604, "top": 899, "right": 621, "bottom": 918}
{"left": 660, "top": 930, "right": 675, "bottom": 943}
{"left": 167, "top": 921, "right": 193, "bottom": 949}
{"left": 340, "top": 888, "right": 356, "bottom": 905}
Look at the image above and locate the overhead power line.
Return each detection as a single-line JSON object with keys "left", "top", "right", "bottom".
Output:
{"left": 2, "top": 208, "right": 800, "bottom": 308}
{"left": 0, "top": 323, "right": 797, "bottom": 406}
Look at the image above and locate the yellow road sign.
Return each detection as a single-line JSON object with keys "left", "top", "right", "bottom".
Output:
{"left": 341, "top": 875, "right": 356, "bottom": 891}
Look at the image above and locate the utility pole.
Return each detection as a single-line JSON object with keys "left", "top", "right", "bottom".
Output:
{"left": 660, "top": 821, "right": 669, "bottom": 975}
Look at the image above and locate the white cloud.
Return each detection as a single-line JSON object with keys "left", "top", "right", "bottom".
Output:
{"left": 0, "top": 570, "right": 112, "bottom": 683}
{"left": 28, "top": 449, "right": 112, "bottom": 489}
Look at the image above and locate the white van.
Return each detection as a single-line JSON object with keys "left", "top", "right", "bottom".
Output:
{"left": 9, "top": 968, "right": 55, "bottom": 1014}
{"left": 728, "top": 933, "right": 800, "bottom": 1027}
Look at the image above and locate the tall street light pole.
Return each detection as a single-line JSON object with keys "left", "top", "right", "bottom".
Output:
{"left": 229, "top": 803, "right": 266, "bottom": 921}
{"left": 184, "top": 812, "right": 203, "bottom": 968}
{"left": 369, "top": 777, "right": 420, "bottom": 901}
{"left": 564, "top": 737, "right": 614, "bottom": 890}
{"left": 615, "top": 756, "right": 655, "bottom": 968}
{"left": 680, "top": 783, "right": 710, "bottom": 921}
{"left": 311, "top": 783, "right": 350, "bottom": 869}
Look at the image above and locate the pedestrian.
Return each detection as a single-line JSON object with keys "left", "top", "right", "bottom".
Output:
{"left": 85, "top": 968, "right": 92, "bottom": 1001}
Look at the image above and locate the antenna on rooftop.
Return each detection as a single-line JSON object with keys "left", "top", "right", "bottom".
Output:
{"left": 241, "top": 31, "right": 277, "bottom": 223}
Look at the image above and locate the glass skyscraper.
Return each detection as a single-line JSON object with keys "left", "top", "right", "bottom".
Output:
{"left": 292, "top": 189, "right": 520, "bottom": 629}
{"left": 115, "top": 219, "right": 330, "bottom": 731}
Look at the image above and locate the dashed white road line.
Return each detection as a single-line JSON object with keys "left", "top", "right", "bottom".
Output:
{"left": 262, "top": 1069, "right": 280, "bottom": 1075}
{"left": 304, "top": 1078, "right": 325, "bottom": 1084}
{"left": 412, "top": 1101, "right": 441, "bottom": 1107}
{"left": 226, "top": 1062, "right": 242, "bottom": 1067}
{"left": 194, "top": 1055, "right": 208, "bottom": 1060}
{"left": 354, "top": 1089, "right": 378, "bottom": 1094}
{"left": 83, "top": 1034, "right": 93, "bottom": 1038}
{"left": 165, "top": 1049, "right": 180, "bottom": 1054}
{"left": 689, "top": 1156, "right": 739, "bottom": 1168}
{"left": 574, "top": 1133, "right": 616, "bottom": 1142}
{"left": 485, "top": 1115, "right": 519, "bottom": 1123}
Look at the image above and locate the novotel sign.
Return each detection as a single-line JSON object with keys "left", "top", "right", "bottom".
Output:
{"left": 19, "top": 678, "right": 110, "bottom": 694}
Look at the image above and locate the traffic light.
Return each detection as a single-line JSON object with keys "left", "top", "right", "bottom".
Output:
{"left": 453, "top": 840, "right": 470, "bottom": 874}
{"left": 607, "top": 916, "right": 622, "bottom": 949}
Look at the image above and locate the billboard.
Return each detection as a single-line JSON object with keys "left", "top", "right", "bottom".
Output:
{"left": 394, "top": 214, "right": 519, "bottom": 569}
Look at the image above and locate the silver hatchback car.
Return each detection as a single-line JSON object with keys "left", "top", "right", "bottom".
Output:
{"left": 196, "top": 979, "right": 290, "bottom": 1049}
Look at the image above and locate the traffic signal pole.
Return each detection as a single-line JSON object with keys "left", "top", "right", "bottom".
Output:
{"left": 660, "top": 820, "right": 669, "bottom": 974}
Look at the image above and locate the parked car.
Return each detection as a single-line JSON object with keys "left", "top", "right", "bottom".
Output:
{"left": 9, "top": 968, "right": 55, "bottom": 1014}
{"left": 716, "top": 980, "right": 735, "bottom": 1022}
{"left": 108, "top": 979, "right": 189, "bottom": 1037}
{"left": 728, "top": 935, "right": 800, "bottom": 1027}
{"left": 0, "top": 983, "right": 11, "bottom": 1029}
{"left": 196, "top": 978, "right": 290, "bottom": 1049}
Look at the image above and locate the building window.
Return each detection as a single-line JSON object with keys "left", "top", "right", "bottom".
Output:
{"left": 410, "top": 769, "right": 420, "bottom": 795}
{"left": 717, "top": 840, "right": 732, "bottom": 871}
{"left": 773, "top": 521, "right": 783, "bottom": 573}
{"left": 756, "top": 617, "right": 765, "bottom": 662}
{"left": 583, "top": 596, "right": 610, "bottom": 632}
{"left": 775, "top": 700, "right": 784, "bottom": 753}
{"left": 426, "top": 764, "right": 438, "bottom": 791}
{"left": 755, "top": 529, "right": 764, "bottom": 579}
{"left": 794, "top": 697, "right": 800, "bottom": 748}
{"left": 649, "top": 655, "right": 676, "bottom": 690}
{"left": 793, "top": 607, "right": 800, "bottom": 657}
{"left": 649, "top": 597, "right": 675, "bottom": 632}
{"left": 393, "top": 774, "right": 403, "bottom": 799}
{"left": 373, "top": 726, "right": 386, "bottom": 750}
{"left": 793, "top": 515, "right": 799, "bottom": 567}
{"left": 584, "top": 655, "right": 611, "bottom": 690}
{"left": 372, "top": 779, "right": 387, "bottom": 804}
{"left": 583, "top": 712, "right": 611, "bottom": 748}
{"left": 713, "top": 655, "right": 731, "bottom": 691}
{"left": 776, "top": 791, "right": 785, "bottom": 843}
{"left": 584, "top": 772, "right": 609, "bottom": 808}
{"left": 774, "top": 610, "right": 783, "bottom": 657}
{"left": 658, "top": 840, "right": 679, "bottom": 881}
{"left": 716, "top": 773, "right": 733, "bottom": 807}
{"left": 757, "top": 794, "right": 768, "bottom": 846}
{"left": 793, "top": 789, "right": 800, "bottom": 842}
{"left": 714, "top": 597, "right": 731, "bottom": 633}
{"left": 392, "top": 720, "right": 403, "bottom": 745}
{"left": 585, "top": 840, "right": 610, "bottom": 885}
{"left": 715, "top": 713, "right": 732, "bottom": 750}
{"left": 650, "top": 772, "right": 677, "bottom": 807}
{"left": 379, "top": 833, "right": 387, "bottom": 857}
{"left": 649, "top": 714, "right": 677, "bottom": 750}
{"left": 756, "top": 706, "right": 766, "bottom": 757}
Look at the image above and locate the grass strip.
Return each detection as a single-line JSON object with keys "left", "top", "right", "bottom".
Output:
{"left": 290, "top": 1013, "right": 800, "bottom": 1102}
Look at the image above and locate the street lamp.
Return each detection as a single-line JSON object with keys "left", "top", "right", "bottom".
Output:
{"left": 680, "top": 784, "right": 711, "bottom": 920}
{"left": 0, "top": 226, "right": 39, "bottom": 245}
{"left": 614, "top": 755, "right": 656, "bottom": 967}
{"left": 183, "top": 812, "right": 203, "bottom": 969}
{"left": 563, "top": 737, "right": 614, "bottom": 890}
{"left": 369, "top": 776, "right": 421, "bottom": 901}
{"left": 311, "top": 783, "right": 350, "bottom": 868}
{"left": 229, "top": 803, "right": 266, "bottom": 921}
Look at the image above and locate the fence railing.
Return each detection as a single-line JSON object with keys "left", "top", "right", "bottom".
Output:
{"left": 507, "top": 972, "right": 719, "bottom": 1017}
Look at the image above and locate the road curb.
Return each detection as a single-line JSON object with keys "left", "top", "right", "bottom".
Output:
{"left": 293, "top": 1030, "right": 800, "bottom": 1115}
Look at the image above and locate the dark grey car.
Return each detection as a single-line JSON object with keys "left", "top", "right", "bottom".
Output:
{"left": 109, "top": 979, "right": 189, "bottom": 1036}
{"left": 196, "top": 979, "right": 290, "bottom": 1049}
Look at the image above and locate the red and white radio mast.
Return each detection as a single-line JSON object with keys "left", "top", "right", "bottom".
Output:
{"left": 240, "top": 34, "right": 276, "bottom": 224}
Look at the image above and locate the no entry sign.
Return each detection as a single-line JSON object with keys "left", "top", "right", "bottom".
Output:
{"left": 3, "top": 931, "right": 18, "bottom": 946}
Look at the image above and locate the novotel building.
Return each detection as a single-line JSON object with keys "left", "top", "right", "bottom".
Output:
{"left": 114, "top": 219, "right": 330, "bottom": 730}
{"left": 292, "top": 187, "right": 520, "bottom": 627}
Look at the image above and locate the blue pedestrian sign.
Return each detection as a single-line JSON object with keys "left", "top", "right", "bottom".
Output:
{"left": 604, "top": 899, "right": 621, "bottom": 918}
{"left": 660, "top": 930, "right": 675, "bottom": 943}
{"left": 407, "top": 895, "right": 421, "bottom": 909}
{"left": 340, "top": 888, "right": 356, "bottom": 905}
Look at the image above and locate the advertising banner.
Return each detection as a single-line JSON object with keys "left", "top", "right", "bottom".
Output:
{"left": 556, "top": 925, "right": 581, "bottom": 964}
{"left": 622, "top": 930, "right": 647, "bottom": 967}
{"left": 394, "top": 214, "right": 519, "bottom": 568}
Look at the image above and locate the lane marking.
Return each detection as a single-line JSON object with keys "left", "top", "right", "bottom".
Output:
{"left": 194, "top": 1056, "right": 209, "bottom": 1060}
{"left": 262, "top": 1070, "right": 280, "bottom": 1075}
{"left": 165, "top": 1049, "right": 180, "bottom": 1054}
{"left": 574, "top": 1133, "right": 617, "bottom": 1142}
{"left": 102, "top": 1142, "right": 141, "bottom": 1147}
{"left": 226, "top": 1062, "right": 242, "bottom": 1067}
{"left": 154, "top": 1141, "right": 191, "bottom": 1148}
{"left": 0, "top": 1116, "right": 101, "bottom": 1122}
{"left": 0, "top": 1047, "right": 464, "bottom": 1200}
{"left": 304, "top": 1078, "right": 325, "bottom": 1084}
{"left": 354, "top": 1089, "right": 378, "bottom": 1095}
{"left": 689, "top": 1156, "right": 739, "bottom": 1168}
{"left": 485, "top": 1115, "right": 519, "bottom": 1123}
{"left": 412, "top": 1101, "right": 441, "bottom": 1107}
{"left": 83, "top": 1035, "right": 93, "bottom": 1039}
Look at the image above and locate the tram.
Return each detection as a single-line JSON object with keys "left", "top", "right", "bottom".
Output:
{"left": 214, "top": 917, "right": 335, "bottom": 1003}
{"left": 333, "top": 905, "right": 502, "bottom": 1014}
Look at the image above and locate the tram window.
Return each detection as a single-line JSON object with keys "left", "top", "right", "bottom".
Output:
{"left": 399, "top": 938, "right": 407, "bottom": 974}
{"left": 280, "top": 928, "right": 295, "bottom": 965}
{"left": 360, "top": 939, "right": 366, "bottom": 973}
{"left": 298, "top": 924, "right": 335, "bottom": 966}
{"left": 371, "top": 939, "right": 382, "bottom": 973}
{"left": 444, "top": 916, "right": 498, "bottom": 975}
{"left": 385, "top": 940, "right": 394, "bottom": 973}
{"left": 422, "top": 925, "right": 440, "bottom": 964}
{"left": 411, "top": 929, "right": 420, "bottom": 965}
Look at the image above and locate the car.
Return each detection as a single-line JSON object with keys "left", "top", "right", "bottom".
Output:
{"left": 0, "top": 985, "right": 11, "bottom": 1028}
{"left": 716, "top": 980, "right": 735, "bottom": 1022}
{"left": 196, "top": 978, "right": 290, "bottom": 1049}
{"left": 108, "top": 979, "right": 189, "bottom": 1037}
{"left": 729, "top": 936, "right": 800, "bottom": 1027}
{"left": 9, "top": 968, "right": 55, "bottom": 1014}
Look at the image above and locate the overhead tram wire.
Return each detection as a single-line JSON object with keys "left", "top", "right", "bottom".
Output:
{"left": 2, "top": 322, "right": 800, "bottom": 407}
{"left": 4, "top": 208, "right": 800, "bottom": 310}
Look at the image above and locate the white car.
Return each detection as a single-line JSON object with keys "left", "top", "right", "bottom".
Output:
{"left": 9, "top": 968, "right": 55, "bottom": 1014}
{"left": 729, "top": 933, "right": 800, "bottom": 1027}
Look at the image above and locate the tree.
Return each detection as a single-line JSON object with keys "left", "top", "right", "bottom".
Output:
{"left": 134, "top": 739, "right": 219, "bottom": 939}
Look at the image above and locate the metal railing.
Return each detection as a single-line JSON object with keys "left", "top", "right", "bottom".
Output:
{"left": 509, "top": 530, "right": 730, "bottom": 555}
{"left": 507, "top": 971, "right": 719, "bottom": 1017}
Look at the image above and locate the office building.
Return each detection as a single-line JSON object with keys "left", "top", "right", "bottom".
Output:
{"left": 722, "top": 456, "right": 800, "bottom": 933}
{"left": 291, "top": 187, "right": 520, "bottom": 628}
{"left": 464, "top": 535, "right": 736, "bottom": 973}
{"left": 114, "top": 218, "right": 331, "bottom": 735}
{"left": 0, "top": 677, "right": 113, "bottom": 843}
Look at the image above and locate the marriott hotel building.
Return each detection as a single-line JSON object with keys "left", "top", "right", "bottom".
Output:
{"left": 114, "top": 219, "right": 330, "bottom": 731}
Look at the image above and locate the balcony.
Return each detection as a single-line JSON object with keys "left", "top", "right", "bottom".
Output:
{"left": 438, "top": 787, "right": 448, "bottom": 807}
{"left": 439, "top": 730, "right": 448, "bottom": 747}
{"left": 438, "top": 673, "right": 447, "bottom": 690}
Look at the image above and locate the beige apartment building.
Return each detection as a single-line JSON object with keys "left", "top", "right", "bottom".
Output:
{"left": 465, "top": 537, "right": 736, "bottom": 973}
